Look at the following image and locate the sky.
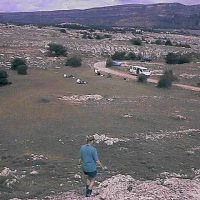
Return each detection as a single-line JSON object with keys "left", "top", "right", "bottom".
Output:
{"left": 0, "top": 0, "right": 199, "bottom": 12}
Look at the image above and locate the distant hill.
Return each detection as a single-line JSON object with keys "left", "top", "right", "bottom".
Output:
{"left": 0, "top": 3, "right": 199, "bottom": 29}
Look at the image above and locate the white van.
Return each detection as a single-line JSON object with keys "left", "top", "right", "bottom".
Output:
{"left": 129, "top": 66, "right": 151, "bottom": 77}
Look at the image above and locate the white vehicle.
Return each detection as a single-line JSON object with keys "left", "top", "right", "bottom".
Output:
{"left": 129, "top": 66, "right": 151, "bottom": 77}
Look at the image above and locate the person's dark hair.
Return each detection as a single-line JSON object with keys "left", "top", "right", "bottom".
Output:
{"left": 86, "top": 135, "right": 95, "bottom": 143}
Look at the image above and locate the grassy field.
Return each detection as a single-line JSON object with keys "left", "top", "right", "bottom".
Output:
{"left": 0, "top": 64, "right": 200, "bottom": 199}
{"left": 0, "top": 25, "right": 200, "bottom": 199}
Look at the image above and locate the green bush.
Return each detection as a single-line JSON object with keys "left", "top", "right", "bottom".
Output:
{"left": 65, "top": 55, "right": 82, "bottom": 67}
{"left": 155, "top": 39, "right": 164, "bottom": 45}
{"left": 11, "top": 58, "right": 27, "bottom": 70}
{"left": 60, "top": 29, "right": 66, "bottom": 33}
{"left": 106, "top": 58, "right": 113, "bottom": 67}
{"left": 17, "top": 65, "right": 28, "bottom": 75}
{"left": 111, "top": 51, "right": 126, "bottom": 60}
{"left": 0, "top": 70, "right": 11, "bottom": 86}
{"left": 48, "top": 43, "right": 67, "bottom": 57}
{"left": 137, "top": 74, "right": 147, "bottom": 83}
{"left": 157, "top": 69, "right": 177, "bottom": 88}
{"left": 136, "top": 53, "right": 143, "bottom": 61}
{"left": 165, "top": 39, "right": 173, "bottom": 46}
{"left": 165, "top": 52, "right": 191, "bottom": 64}
{"left": 0, "top": 70, "right": 8, "bottom": 78}
{"left": 131, "top": 38, "right": 142, "bottom": 46}
{"left": 125, "top": 52, "right": 136, "bottom": 60}
{"left": 157, "top": 79, "right": 172, "bottom": 88}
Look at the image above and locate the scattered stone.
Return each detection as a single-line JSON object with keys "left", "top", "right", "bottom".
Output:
{"left": 58, "top": 94, "right": 103, "bottom": 104}
{"left": 45, "top": 174, "right": 200, "bottom": 200}
{"left": 30, "top": 170, "right": 39, "bottom": 175}
{"left": 93, "top": 134, "right": 129, "bottom": 145}
{"left": 172, "top": 114, "right": 187, "bottom": 120}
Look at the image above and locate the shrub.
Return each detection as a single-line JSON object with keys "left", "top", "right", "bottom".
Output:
{"left": 106, "top": 58, "right": 113, "bottom": 67}
{"left": 165, "top": 52, "right": 191, "bottom": 64}
{"left": 155, "top": 39, "right": 163, "bottom": 45}
{"left": 177, "top": 55, "right": 191, "bottom": 64}
{"left": 95, "top": 34, "right": 102, "bottom": 40}
{"left": 17, "top": 65, "right": 28, "bottom": 75}
{"left": 157, "top": 69, "right": 177, "bottom": 88}
{"left": 65, "top": 55, "right": 82, "bottom": 67}
{"left": 47, "top": 43, "right": 67, "bottom": 57}
{"left": 0, "top": 70, "right": 11, "bottom": 86}
{"left": 111, "top": 51, "right": 126, "bottom": 60}
{"left": 136, "top": 53, "right": 143, "bottom": 61}
{"left": 0, "top": 70, "right": 8, "bottom": 78}
{"left": 125, "top": 52, "right": 136, "bottom": 60}
{"left": 60, "top": 29, "right": 66, "bottom": 33}
{"left": 131, "top": 38, "right": 142, "bottom": 46}
{"left": 165, "top": 39, "right": 173, "bottom": 46}
{"left": 11, "top": 58, "right": 26, "bottom": 70}
{"left": 137, "top": 74, "right": 147, "bottom": 83}
{"left": 157, "top": 78, "right": 172, "bottom": 88}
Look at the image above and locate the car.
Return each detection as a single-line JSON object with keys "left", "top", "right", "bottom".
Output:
{"left": 129, "top": 66, "right": 151, "bottom": 77}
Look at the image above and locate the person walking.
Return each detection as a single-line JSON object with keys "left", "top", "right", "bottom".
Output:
{"left": 79, "top": 135, "right": 104, "bottom": 197}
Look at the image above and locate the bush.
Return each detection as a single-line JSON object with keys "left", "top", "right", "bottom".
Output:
{"left": 155, "top": 39, "right": 164, "bottom": 45}
{"left": 48, "top": 43, "right": 67, "bottom": 57}
{"left": 136, "top": 53, "right": 143, "bottom": 61}
{"left": 137, "top": 74, "right": 147, "bottom": 83}
{"left": 0, "top": 70, "right": 11, "bottom": 86}
{"left": 0, "top": 70, "right": 8, "bottom": 78}
{"left": 157, "top": 78, "right": 172, "bottom": 88}
{"left": 165, "top": 39, "right": 173, "bottom": 46}
{"left": 111, "top": 51, "right": 126, "bottom": 60}
{"left": 177, "top": 55, "right": 191, "bottom": 64}
{"left": 165, "top": 52, "right": 191, "bottom": 64}
{"left": 17, "top": 65, "right": 28, "bottom": 75}
{"left": 11, "top": 58, "right": 27, "bottom": 70}
{"left": 65, "top": 55, "right": 82, "bottom": 67}
{"left": 106, "top": 58, "right": 113, "bottom": 67}
{"left": 60, "top": 29, "right": 66, "bottom": 33}
{"left": 125, "top": 52, "right": 136, "bottom": 60}
{"left": 131, "top": 38, "right": 142, "bottom": 46}
{"left": 157, "top": 69, "right": 177, "bottom": 88}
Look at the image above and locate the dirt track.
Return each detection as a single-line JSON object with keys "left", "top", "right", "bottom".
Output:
{"left": 94, "top": 61, "right": 200, "bottom": 92}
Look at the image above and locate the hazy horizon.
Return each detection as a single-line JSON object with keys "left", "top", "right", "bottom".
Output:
{"left": 0, "top": 0, "right": 199, "bottom": 13}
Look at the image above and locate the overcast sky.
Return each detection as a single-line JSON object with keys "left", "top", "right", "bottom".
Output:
{"left": 0, "top": 0, "right": 199, "bottom": 12}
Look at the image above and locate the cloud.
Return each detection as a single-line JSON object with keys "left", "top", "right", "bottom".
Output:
{"left": 0, "top": 0, "right": 199, "bottom": 13}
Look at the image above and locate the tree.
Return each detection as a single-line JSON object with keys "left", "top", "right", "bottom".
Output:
{"left": 155, "top": 39, "right": 163, "bottom": 45}
{"left": 17, "top": 65, "right": 28, "bottom": 75}
{"left": 157, "top": 69, "right": 177, "bottom": 88}
{"left": 106, "top": 58, "right": 113, "bottom": 67}
{"left": 111, "top": 51, "right": 126, "bottom": 60}
{"left": 47, "top": 43, "right": 67, "bottom": 57}
{"left": 65, "top": 55, "right": 82, "bottom": 67}
{"left": 0, "top": 70, "right": 11, "bottom": 86}
{"left": 137, "top": 74, "right": 147, "bottom": 83}
{"left": 165, "top": 52, "right": 191, "bottom": 64}
{"left": 125, "top": 52, "right": 136, "bottom": 60}
{"left": 131, "top": 38, "right": 142, "bottom": 46}
{"left": 11, "top": 58, "right": 27, "bottom": 70}
{"left": 165, "top": 39, "right": 173, "bottom": 46}
{"left": 60, "top": 29, "right": 66, "bottom": 33}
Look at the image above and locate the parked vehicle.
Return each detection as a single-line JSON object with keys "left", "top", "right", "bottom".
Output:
{"left": 129, "top": 66, "right": 151, "bottom": 77}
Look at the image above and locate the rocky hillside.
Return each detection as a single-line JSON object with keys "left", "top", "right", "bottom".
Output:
{"left": 0, "top": 3, "right": 199, "bottom": 29}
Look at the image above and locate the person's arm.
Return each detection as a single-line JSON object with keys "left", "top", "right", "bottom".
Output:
{"left": 96, "top": 160, "right": 104, "bottom": 169}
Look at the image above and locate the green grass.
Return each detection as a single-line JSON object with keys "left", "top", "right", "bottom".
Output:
{"left": 0, "top": 64, "right": 200, "bottom": 199}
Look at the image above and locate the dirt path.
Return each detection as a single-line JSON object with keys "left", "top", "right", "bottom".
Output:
{"left": 94, "top": 61, "right": 200, "bottom": 92}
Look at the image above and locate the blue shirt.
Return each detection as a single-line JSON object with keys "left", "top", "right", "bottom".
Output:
{"left": 80, "top": 144, "right": 99, "bottom": 172}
